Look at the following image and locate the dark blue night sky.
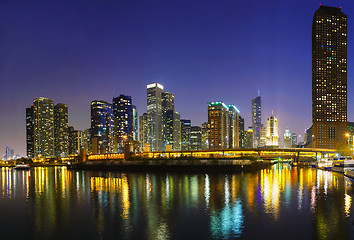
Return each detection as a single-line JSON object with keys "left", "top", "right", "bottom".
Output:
{"left": 0, "top": 0, "right": 351, "bottom": 155}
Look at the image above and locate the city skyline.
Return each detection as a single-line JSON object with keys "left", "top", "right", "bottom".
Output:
{"left": 1, "top": 0, "right": 354, "bottom": 156}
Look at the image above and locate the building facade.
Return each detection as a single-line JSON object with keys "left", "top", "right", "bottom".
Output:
{"left": 54, "top": 103, "right": 69, "bottom": 157}
{"left": 252, "top": 95, "right": 262, "bottom": 148}
{"left": 26, "top": 106, "right": 34, "bottom": 158}
{"left": 208, "top": 102, "right": 240, "bottom": 149}
{"left": 284, "top": 129, "right": 291, "bottom": 148}
{"left": 311, "top": 6, "right": 347, "bottom": 149}
{"left": 147, "top": 83, "right": 164, "bottom": 151}
{"left": 91, "top": 100, "right": 114, "bottom": 154}
{"left": 181, "top": 119, "right": 191, "bottom": 150}
{"left": 190, "top": 126, "right": 202, "bottom": 150}
{"left": 112, "top": 95, "right": 137, "bottom": 152}
{"left": 266, "top": 115, "right": 279, "bottom": 147}
{"left": 33, "top": 97, "right": 54, "bottom": 158}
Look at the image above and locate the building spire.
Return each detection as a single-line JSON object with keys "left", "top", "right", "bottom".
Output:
{"left": 257, "top": 88, "right": 261, "bottom": 97}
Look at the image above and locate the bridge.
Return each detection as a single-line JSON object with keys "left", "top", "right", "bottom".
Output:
{"left": 85, "top": 148, "right": 337, "bottom": 162}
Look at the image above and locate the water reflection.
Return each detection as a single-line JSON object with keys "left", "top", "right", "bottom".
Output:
{"left": 0, "top": 164, "right": 353, "bottom": 239}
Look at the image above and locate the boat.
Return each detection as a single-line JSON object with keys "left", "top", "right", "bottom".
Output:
{"left": 332, "top": 156, "right": 354, "bottom": 173}
{"left": 316, "top": 158, "right": 333, "bottom": 170}
{"left": 14, "top": 164, "right": 30, "bottom": 170}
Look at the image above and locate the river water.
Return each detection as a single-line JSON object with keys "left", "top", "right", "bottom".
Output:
{"left": 0, "top": 164, "right": 353, "bottom": 239}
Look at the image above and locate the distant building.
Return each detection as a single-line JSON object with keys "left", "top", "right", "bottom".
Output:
{"left": 239, "top": 116, "right": 245, "bottom": 148}
{"left": 283, "top": 129, "right": 291, "bottom": 148}
{"left": 26, "top": 106, "right": 34, "bottom": 158}
{"left": 139, "top": 113, "right": 152, "bottom": 151}
{"left": 201, "top": 122, "right": 209, "bottom": 150}
{"left": 5, "top": 146, "right": 11, "bottom": 161}
{"left": 227, "top": 105, "right": 240, "bottom": 148}
{"left": 252, "top": 94, "right": 262, "bottom": 148}
{"left": 190, "top": 126, "right": 202, "bottom": 150}
{"left": 208, "top": 102, "right": 240, "bottom": 149}
{"left": 54, "top": 103, "right": 69, "bottom": 157}
{"left": 33, "top": 97, "right": 54, "bottom": 158}
{"left": 112, "top": 95, "right": 137, "bottom": 152}
{"left": 83, "top": 128, "right": 91, "bottom": 154}
{"left": 266, "top": 115, "right": 278, "bottom": 147}
{"left": 291, "top": 133, "right": 297, "bottom": 148}
{"left": 244, "top": 128, "right": 254, "bottom": 148}
{"left": 162, "top": 110, "right": 181, "bottom": 151}
{"left": 310, "top": 6, "right": 347, "bottom": 149}
{"left": 91, "top": 100, "right": 114, "bottom": 154}
{"left": 259, "top": 126, "right": 267, "bottom": 148}
{"left": 181, "top": 119, "right": 191, "bottom": 150}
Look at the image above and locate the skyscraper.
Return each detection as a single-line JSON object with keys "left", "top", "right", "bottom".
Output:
{"left": 266, "top": 115, "right": 279, "bottom": 147}
{"left": 91, "top": 100, "right": 114, "bottom": 154}
{"left": 26, "top": 106, "right": 34, "bottom": 158}
{"left": 208, "top": 102, "right": 240, "bottom": 149}
{"left": 54, "top": 103, "right": 68, "bottom": 157}
{"left": 112, "top": 95, "right": 137, "bottom": 152}
{"left": 227, "top": 105, "right": 240, "bottom": 148}
{"left": 147, "top": 83, "right": 164, "bottom": 151}
{"left": 252, "top": 94, "right": 262, "bottom": 148}
{"left": 311, "top": 6, "right": 347, "bottom": 149}
{"left": 181, "top": 119, "right": 191, "bottom": 150}
{"left": 33, "top": 97, "right": 54, "bottom": 158}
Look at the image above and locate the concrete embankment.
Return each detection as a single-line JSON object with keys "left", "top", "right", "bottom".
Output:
{"left": 69, "top": 159, "right": 272, "bottom": 172}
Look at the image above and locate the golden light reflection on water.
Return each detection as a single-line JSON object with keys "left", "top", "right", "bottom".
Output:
{"left": 0, "top": 165, "right": 352, "bottom": 239}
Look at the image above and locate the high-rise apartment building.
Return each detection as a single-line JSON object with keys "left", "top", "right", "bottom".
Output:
{"left": 311, "top": 6, "right": 347, "bottom": 149}
{"left": 191, "top": 126, "right": 202, "bottom": 150}
{"left": 266, "top": 115, "right": 279, "bottom": 147}
{"left": 208, "top": 102, "right": 240, "bottom": 149}
{"left": 252, "top": 94, "right": 262, "bottom": 148}
{"left": 54, "top": 103, "right": 68, "bottom": 157}
{"left": 33, "top": 97, "right": 54, "bottom": 158}
{"left": 147, "top": 83, "right": 164, "bottom": 151}
{"left": 26, "top": 106, "right": 34, "bottom": 158}
{"left": 91, "top": 100, "right": 114, "bottom": 154}
{"left": 181, "top": 119, "right": 191, "bottom": 150}
{"left": 112, "top": 95, "right": 137, "bottom": 152}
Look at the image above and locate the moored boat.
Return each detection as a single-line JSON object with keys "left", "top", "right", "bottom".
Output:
{"left": 14, "top": 164, "right": 30, "bottom": 170}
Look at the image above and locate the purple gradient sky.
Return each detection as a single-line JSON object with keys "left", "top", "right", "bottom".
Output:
{"left": 0, "top": 0, "right": 352, "bottom": 156}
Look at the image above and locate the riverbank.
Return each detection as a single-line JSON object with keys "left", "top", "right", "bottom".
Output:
{"left": 69, "top": 159, "right": 275, "bottom": 172}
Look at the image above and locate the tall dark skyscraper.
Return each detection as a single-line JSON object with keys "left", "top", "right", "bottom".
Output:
{"left": 311, "top": 6, "right": 347, "bottom": 149}
{"left": 112, "top": 95, "right": 138, "bottom": 152}
{"left": 252, "top": 93, "right": 262, "bottom": 148}
{"left": 238, "top": 116, "right": 245, "bottom": 148}
{"left": 26, "top": 106, "right": 34, "bottom": 158}
{"left": 54, "top": 103, "right": 69, "bottom": 157}
{"left": 91, "top": 100, "right": 114, "bottom": 154}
